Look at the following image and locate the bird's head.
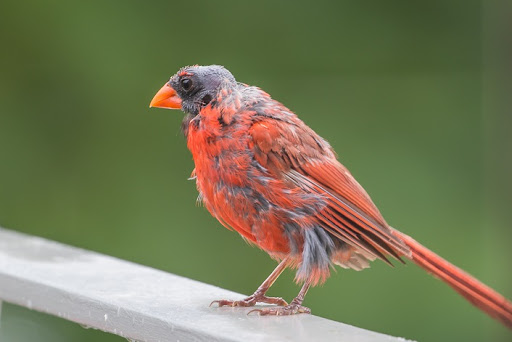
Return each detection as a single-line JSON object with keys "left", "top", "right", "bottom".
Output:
{"left": 150, "top": 65, "right": 236, "bottom": 116}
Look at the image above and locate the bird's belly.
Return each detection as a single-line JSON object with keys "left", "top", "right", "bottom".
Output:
{"left": 193, "top": 153, "right": 325, "bottom": 256}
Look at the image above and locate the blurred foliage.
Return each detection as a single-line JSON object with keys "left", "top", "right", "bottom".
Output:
{"left": 0, "top": 1, "right": 510, "bottom": 341}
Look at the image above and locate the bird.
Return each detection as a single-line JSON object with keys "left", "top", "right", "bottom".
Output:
{"left": 150, "top": 65, "right": 512, "bottom": 327}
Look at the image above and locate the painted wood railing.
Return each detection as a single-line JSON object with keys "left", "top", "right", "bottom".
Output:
{"left": 0, "top": 227, "right": 411, "bottom": 342}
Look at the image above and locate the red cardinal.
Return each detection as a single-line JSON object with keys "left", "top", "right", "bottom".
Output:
{"left": 150, "top": 65, "right": 512, "bottom": 327}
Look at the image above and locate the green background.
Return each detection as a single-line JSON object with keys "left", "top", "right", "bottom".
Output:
{"left": 0, "top": 1, "right": 510, "bottom": 341}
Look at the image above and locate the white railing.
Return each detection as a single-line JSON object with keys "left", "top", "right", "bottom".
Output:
{"left": 0, "top": 227, "right": 411, "bottom": 342}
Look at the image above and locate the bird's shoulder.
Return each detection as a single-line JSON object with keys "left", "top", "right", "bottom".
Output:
{"left": 242, "top": 87, "right": 335, "bottom": 173}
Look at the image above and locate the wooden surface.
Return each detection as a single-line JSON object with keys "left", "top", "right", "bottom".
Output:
{"left": 0, "top": 227, "right": 412, "bottom": 341}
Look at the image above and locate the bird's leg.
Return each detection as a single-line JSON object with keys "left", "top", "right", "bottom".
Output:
{"left": 248, "top": 280, "right": 312, "bottom": 316}
{"left": 211, "top": 258, "right": 289, "bottom": 308}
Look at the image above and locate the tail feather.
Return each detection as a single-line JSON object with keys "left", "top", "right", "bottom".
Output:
{"left": 392, "top": 229, "right": 512, "bottom": 329}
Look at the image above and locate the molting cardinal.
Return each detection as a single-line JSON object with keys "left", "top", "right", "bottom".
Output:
{"left": 150, "top": 65, "right": 512, "bottom": 327}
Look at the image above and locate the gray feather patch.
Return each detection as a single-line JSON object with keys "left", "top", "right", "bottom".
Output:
{"left": 297, "top": 226, "right": 335, "bottom": 281}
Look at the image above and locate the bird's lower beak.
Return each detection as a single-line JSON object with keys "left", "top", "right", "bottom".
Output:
{"left": 149, "top": 83, "right": 182, "bottom": 109}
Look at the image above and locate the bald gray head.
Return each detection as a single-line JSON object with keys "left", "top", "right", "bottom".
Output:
{"left": 168, "top": 65, "right": 237, "bottom": 116}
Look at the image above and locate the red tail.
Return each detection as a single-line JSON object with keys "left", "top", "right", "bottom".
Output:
{"left": 392, "top": 229, "right": 512, "bottom": 328}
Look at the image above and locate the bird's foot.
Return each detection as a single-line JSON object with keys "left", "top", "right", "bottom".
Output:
{"left": 211, "top": 294, "right": 288, "bottom": 308}
{"left": 248, "top": 303, "right": 311, "bottom": 316}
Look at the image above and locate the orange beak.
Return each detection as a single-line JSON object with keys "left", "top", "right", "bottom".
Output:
{"left": 149, "top": 83, "right": 182, "bottom": 109}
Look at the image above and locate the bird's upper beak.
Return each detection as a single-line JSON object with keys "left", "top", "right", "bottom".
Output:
{"left": 149, "top": 83, "right": 182, "bottom": 109}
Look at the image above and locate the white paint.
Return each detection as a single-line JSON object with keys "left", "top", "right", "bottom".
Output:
{"left": 0, "top": 227, "right": 413, "bottom": 342}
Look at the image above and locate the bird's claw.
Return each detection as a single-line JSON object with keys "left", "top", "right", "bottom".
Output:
{"left": 247, "top": 304, "right": 311, "bottom": 316}
{"left": 210, "top": 299, "right": 251, "bottom": 307}
{"left": 210, "top": 295, "right": 288, "bottom": 308}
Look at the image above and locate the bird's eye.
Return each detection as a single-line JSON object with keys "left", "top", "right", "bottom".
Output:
{"left": 180, "top": 78, "right": 193, "bottom": 91}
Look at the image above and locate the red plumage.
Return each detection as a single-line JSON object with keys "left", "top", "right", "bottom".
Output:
{"left": 150, "top": 65, "right": 512, "bottom": 327}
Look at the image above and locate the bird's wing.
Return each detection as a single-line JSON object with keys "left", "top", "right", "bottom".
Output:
{"left": 249, "top": 116, "right": 410, "bottom": 264}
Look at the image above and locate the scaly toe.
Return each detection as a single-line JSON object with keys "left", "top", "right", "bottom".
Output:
{"left": 248, "top": 304, "right": 311, "bottom": 316}
{"left": 211, "top": 295, "right": 288, "bottom": 308}
{"left": 210, "top": 298, "right": 254, "bottom": 308}
{"left": 247, "top": 308, "right": 263, "bottom": 316}
{"left": 256, "top": 295, "right": 288, "bottom": 306}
